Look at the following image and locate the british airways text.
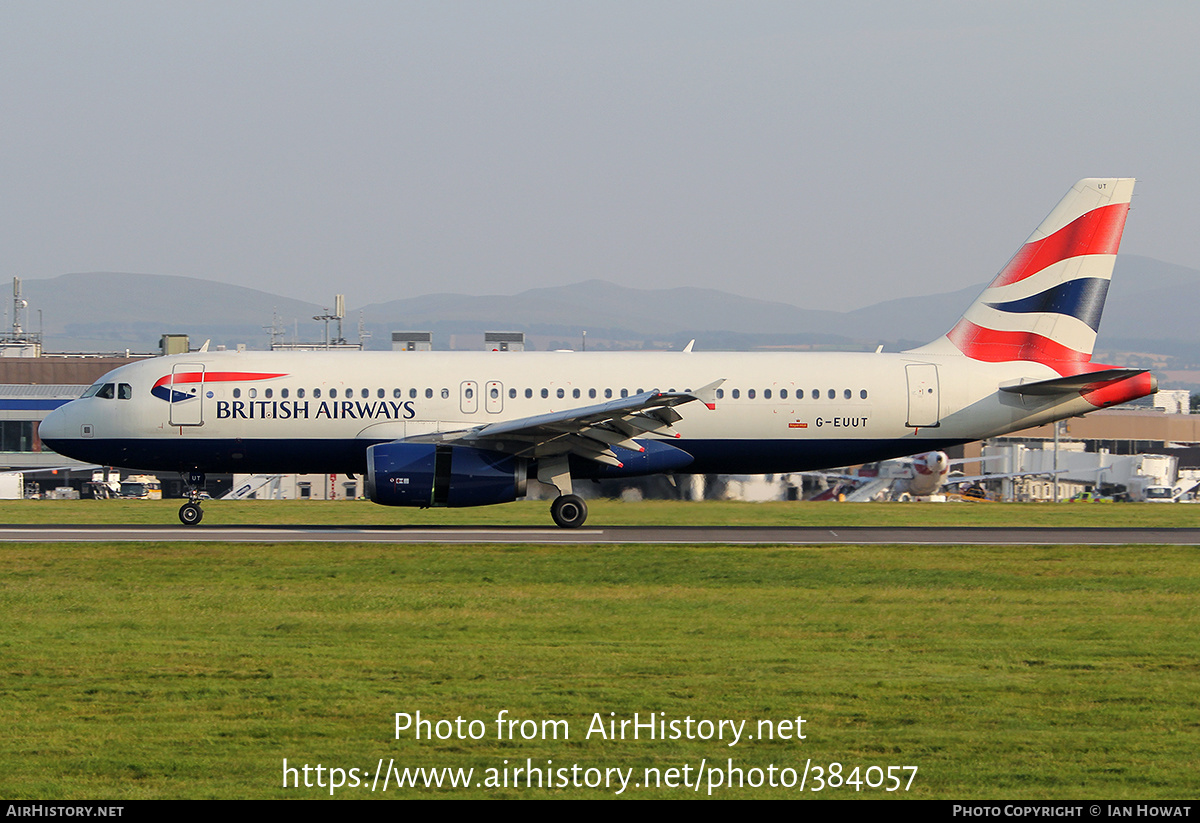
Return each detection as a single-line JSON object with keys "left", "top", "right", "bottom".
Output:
{"left": 215, "top": 400, "right": 417, "bottom": 420}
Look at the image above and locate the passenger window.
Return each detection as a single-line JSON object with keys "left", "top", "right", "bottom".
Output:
{"left": 716, "top": 389, "right": 724, "bottom": 399}
{"left": 282, "top": 388, "right": 289, "bottom": 399}
{"left": 232, "top": 388, "right": 241, "bottom": 399}
{"left": 265, "top": 388, "right": 273, "bottom": 399}
{"left": 541, "top": 389, "right": 548, "bottom": 398}
{"left": 298, "top": 388, "right": 305, "bottom": 398}
{"left": 314, "top": 388, "right": 322, "bottom": 398}
{"left": 780, "top": 389, "right": 788, "bottom": 399}
{"left": 764, "top": 389, "right": 771, "bottom": 399}
{"left": 249, "top": 388, "right": 257, "bottom": 399}
{"left": 410, "top": 388, "right": 417, "bottom": 398}
{"left": 605, "top": 389, "right": 613, "bottom": 399}
{"left": 525, "top": 388, "right": 533, "bottom": 399}
{"left": 860, "top": 389, "right": 868, "bottom": 399}
{"left": 828, "top": 389, "right": 835, "bottom": 400}
{"left": 573, "top": 389, "right": 580, "bottom": 399}
{"left": 508, "top": 388, "right": 516, "bottom": 399}
{"left": 465, "top": 387, "right": 474, "bottom": 399}
{"left": 811, "top": 389, "right": 819, "bottom": 400}
{"left": 748, "top": 389, "right": 756, "bottom": 399}
{"left": 732, "top": 389, "right": 740, "bottom": 399}
{"left": 393, "top": 389, "right": 402, "bottom": 398}
{"left": 330, "top": 388, "right": 338, "bottom": 398}
{"left": 425, "top": 388, "right": 433, "bottom": 399}
{"left": 557, "top": 388, "right": 565, "bottom": 399}
{"left": 441, "top": 388, "right": 449, "bottom": 399}
{"left": 620, "top": 389, "right": 629, "bottom": 398}
{"left": 589, "top": 389, "right": 596, "bottom": 399}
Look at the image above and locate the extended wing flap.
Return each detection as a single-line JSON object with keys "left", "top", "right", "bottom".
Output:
{"left": 577, "top": 426, "right": 646, "bottom": 453}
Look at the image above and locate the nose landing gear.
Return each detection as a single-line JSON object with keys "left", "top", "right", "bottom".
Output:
{"left": 179, "top": 470, "right": 206, "bottom": 526}
{"left": 179, "top": 500, "right": 203, "bottom": 525}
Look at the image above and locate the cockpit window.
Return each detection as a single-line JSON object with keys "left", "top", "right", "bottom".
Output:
{"left": 95, "top": 383, "right": 116, "bottom": 399}
{"left": 82, "top": 383, "right": 103, "bottom": 398}
{"left": 118, "top": 383, "right": 132, "bottom": 400}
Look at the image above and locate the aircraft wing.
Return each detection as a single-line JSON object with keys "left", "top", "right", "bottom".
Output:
{"left": 403, "top": 383, "right": 720, "bottom": 467}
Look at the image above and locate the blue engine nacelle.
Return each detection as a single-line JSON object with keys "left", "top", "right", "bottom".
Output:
{"left": 365, "top": 442, "right": 528, "bottom": 508}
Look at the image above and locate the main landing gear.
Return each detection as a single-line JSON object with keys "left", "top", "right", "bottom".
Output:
{"left": 550, "top": 494, "right": 587, "bottom": 529}
{"left": 539, "top": 456, "right": 587, "bottom": 528}
{"left": 179, "top": 470, "right": 205, "bottom": 526}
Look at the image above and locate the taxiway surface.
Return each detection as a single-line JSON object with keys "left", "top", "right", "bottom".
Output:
{"left": 1, "top": 524, "right": 1196, "bottom": 544}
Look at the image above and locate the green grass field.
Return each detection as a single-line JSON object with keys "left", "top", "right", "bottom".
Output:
{"left": 2, "top": 535, "right": 1197, "bottom": 799}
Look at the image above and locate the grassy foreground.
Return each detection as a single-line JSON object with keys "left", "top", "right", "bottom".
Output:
{"left": 1, "top": 540, "right": 1197, "bottom": 799}
{"left": 1, "top": 497, "right": 1197, "bottom": 527}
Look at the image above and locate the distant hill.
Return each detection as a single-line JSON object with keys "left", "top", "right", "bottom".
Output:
{"left": 16, "top": 256, "right": 1199, "bottom": 361}
{"left": 22, "top": 273, "right": 324, "bottom": 352}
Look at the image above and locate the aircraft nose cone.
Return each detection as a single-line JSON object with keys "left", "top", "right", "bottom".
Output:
{"left": 38, "top": 404, "right": 70, "bottom": 445}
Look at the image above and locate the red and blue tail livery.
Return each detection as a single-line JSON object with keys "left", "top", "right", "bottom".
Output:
{"left": 920, "top": 178, "right": 1134, "bottom": 371}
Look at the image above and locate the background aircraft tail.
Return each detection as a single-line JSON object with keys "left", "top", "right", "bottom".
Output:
{"left": 913, "top": 178, "right": 1135, "bottom": 369}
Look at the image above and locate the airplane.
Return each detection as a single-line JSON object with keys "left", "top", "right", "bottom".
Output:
{"left": 38, "top": 178, "right": 1156, "bottom": 528}
{"left": 808, "top": 451, "right": 1061, "bottom": 502}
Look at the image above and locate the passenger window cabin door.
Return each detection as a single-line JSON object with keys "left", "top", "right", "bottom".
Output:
{"left": 460, "top": 381, "right": 478, "bottom": 414}
{"left": 485, "top": 381, "right": 503, "bottom": 413}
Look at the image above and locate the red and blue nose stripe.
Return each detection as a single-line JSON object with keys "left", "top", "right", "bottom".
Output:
{"left": 151, "top": 372, "right": 287, "bottom": 403}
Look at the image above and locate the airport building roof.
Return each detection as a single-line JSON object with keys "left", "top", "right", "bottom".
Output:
{"left": 0, "top": 356, "right": 143, "bottom": 386}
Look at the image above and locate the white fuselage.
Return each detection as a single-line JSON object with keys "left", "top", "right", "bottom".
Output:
{"left": 39, "top": 348, "right": 1098, "bottom": 478}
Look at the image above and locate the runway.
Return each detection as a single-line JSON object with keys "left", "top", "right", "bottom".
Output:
{"left": 1, "top": 524, "right": 1197, "bottom": 544}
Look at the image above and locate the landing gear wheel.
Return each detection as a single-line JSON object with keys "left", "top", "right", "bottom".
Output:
{"left": 179, "top": 501, "right": 203, "bottom": 526}
{"left": 550, "top": 494, "right": 587, "bottom": 529}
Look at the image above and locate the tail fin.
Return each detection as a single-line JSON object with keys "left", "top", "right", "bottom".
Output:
{"left": 913, "top": 178, "right": 1135, "bottom": 368}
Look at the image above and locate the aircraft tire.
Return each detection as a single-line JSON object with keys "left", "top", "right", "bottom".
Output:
{"left": 550, "top": 494, "right": 587, "bottom": 529}
{"left": 179, "top": 502, "right": 204, "bottom": 526}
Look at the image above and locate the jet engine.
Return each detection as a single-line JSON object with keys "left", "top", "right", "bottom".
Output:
{"left": 365, "top": 442, "right": 528, "bottom": 507}
{"left": 907, "top": 451, "right": 951, "bottom": 496}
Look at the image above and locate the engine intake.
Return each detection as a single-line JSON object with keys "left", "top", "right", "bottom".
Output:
{"left": 365, "top": 443, "right": 528, "bottom": 508}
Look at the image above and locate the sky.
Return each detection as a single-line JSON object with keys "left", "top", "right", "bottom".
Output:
{"left": 3, "top": 1, "right": 1199, "bottom": 312}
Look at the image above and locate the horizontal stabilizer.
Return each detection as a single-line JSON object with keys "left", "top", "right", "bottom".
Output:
{"left": 999, "top": 368, "right": 1149, "bottom": 396}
